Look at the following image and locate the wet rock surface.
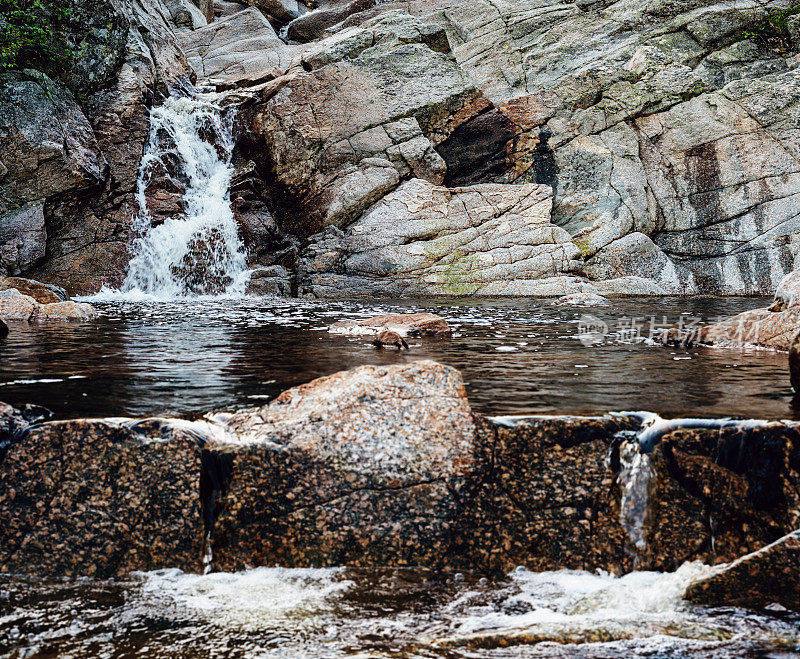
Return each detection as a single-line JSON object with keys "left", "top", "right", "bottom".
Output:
{"left": 688, "top": 268, "right": 800, "bottom": 350}
{"left": 1, "top": 362, "right": 799, "bottom": 588}
{"left": 685, "top": 530, "right": 800, "bottom": 611}
{"left": 328, "top": 312, "right": 451, "bottom": 336}
{"left": 0, "top": 283, "right": 97, "bottom": 321}
{"left": 0, "top": 277, "right": 68, "bottom": 304}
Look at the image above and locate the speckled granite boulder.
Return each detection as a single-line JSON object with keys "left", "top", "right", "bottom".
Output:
{"left": 2, "top": 364, "right": 800, "bottom": 579}
{"left": 207, "top": 360, "right": 475, "bottom": 570}
{"left": 0, "top": 419, "right": 205, "bottom": 578}
{"left": 0, "top": 290, "right": 38, "bottom": 321}
{"left": 685, "top": 530, "right": 800, "bottom": 611}
{"left": 30, "top": 301, "right": 97, "bottom": 322}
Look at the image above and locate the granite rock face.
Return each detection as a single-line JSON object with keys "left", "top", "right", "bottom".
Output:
{"left": 2, "top": 363, "right": 800, "bottom": 586}
{"left": 234, "top": 0, "right": 800, "bottom": 296}
{"left": 297, "top": 180, "right": 591, "bottom": 296}
{"left": 0, "top": 73, "right": 106, "bottom": 277}
{"left": 685, "top": 530, "right": 800, "bottom": 611}
{"left": 11, "top": 0, "right": 800, "bottom": 294}
{"left": 178, "top": 8, "right": 295, "bottom": 89}
{"left": 1, "top": 0, "right": 194, "bottom": 295}
{"left": 0, "top": 419, "right": 204, "bottom": 578}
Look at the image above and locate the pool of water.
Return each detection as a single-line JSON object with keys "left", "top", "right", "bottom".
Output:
{"left": 0, "top": 296, "right": 792, "bottom": 420}
{"left": 1, "top": 564, "right": 798, "bottom": 657}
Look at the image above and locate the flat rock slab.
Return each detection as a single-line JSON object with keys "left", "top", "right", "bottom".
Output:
{"left": 328, "top": 312, "right": 451, "bottom": 336}
{"left": 685, "top": 530, "right": 800, "bottom": 611}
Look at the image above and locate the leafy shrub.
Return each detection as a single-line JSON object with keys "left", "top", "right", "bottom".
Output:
{"left": 0, "top": 0, "right": 70, "bottom": 75}
{"left": 740, "top": 5, "right": 800, "bottom": 51}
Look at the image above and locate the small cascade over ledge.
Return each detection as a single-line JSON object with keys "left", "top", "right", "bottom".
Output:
{"left": 118, "top": 95, "right": 248, "bottom": 299}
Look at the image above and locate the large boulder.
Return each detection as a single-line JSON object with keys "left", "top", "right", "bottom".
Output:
{"left": 298, "top": 179, "right": 591, "bottom": 296}
{"left": 685, "top": 530, "right": 800, "bottom": 611}
{"left": 207, "top": 361, "right": 475, "bottom": 570}
{"left": 30, "top": 301, "right": 97, "bottom": 322}
{"left": 2, "top": 359, "right": 800, "bottom": 579}
{"left": 241, "top": 17, "right": 488, "bottom": 240}
{"left": 0, "top": 290, "right": 38, "bottom": 321}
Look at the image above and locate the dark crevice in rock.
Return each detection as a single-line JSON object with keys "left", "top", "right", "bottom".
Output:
{"left": 435, "top": 107, "right": 518, "bottom": 186}
{"left": 200, "top": 449, "right": 235, "bottom": 537}
{"left": 0, "top": 403, "right": 53, "bottom": 467}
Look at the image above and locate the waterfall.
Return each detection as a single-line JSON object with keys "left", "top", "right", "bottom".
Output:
{"left": 120, "top": 95, "right": 248, "bottom": 299}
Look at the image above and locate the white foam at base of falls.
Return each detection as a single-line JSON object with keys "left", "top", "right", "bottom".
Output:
{"left": 136, "top": 567, "right": 351, "bottom": 631}
{"left": 110, "top": 95, "right": 249, "bottom": 300}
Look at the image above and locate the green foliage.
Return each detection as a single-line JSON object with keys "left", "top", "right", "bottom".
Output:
{"left": 739, "top": 5, "right": 800, "bottom": 51}
{"left": 0, "top": 0, "right": 71, "bottom": 74}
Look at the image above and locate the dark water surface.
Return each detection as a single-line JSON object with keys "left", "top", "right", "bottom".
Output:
{"left": 0, "top": 296, "right": 791, "bottom": 420}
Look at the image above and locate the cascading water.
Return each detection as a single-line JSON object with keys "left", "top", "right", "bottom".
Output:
{"left": 120, "top": 95, "right": 248, "bottom": 299}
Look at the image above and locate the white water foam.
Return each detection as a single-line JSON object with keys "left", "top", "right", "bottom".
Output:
{"left": 440, "top": 562, "right": 719, "bottom": 646}
{"left": 135, "top": 567, "right": 351, "bottom": 632}
{"left": 100, "top": 95, "right": 248, "bottom": 301}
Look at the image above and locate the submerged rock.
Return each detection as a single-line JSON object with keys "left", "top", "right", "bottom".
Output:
{"left": 0, "top": 318, "right": 7, "bottom": 339}
{"left": 551, "top": 292, "right": 610, "bottom": 307}
{"left": 329, "top": 312, "right": 451, "bottom": 337}
{"left": 372, "top": 330, "right": 409, "bottom": 350}
{"left": 685, "top": 530, "right": 800, "bottom": 611}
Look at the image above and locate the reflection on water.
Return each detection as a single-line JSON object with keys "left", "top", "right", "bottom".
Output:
{"left": 0, "top": 296, "right": 792, "bottom": 419}
{"left": 0, "top": 565, "right": 798, "bottom": 657}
